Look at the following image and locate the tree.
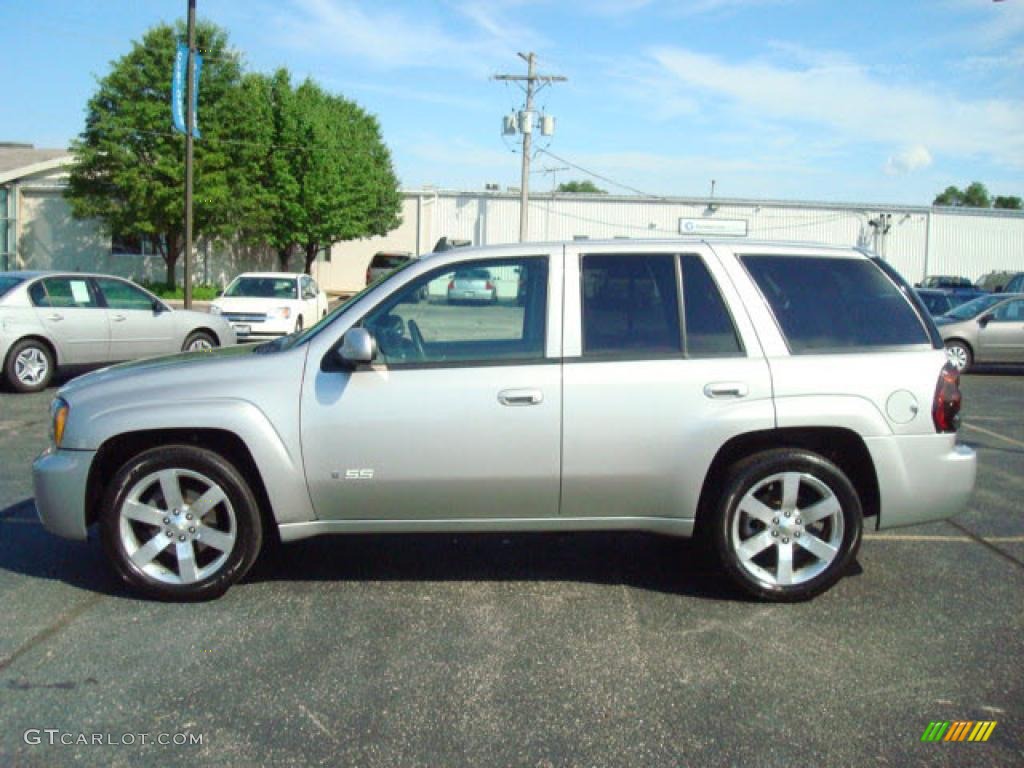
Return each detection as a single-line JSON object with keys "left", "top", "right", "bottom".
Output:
{"left": 994, "top": 195, "right": 1022, "bottom": 210}
{"left": 933, "top": 186, "right": 963, "bottom": 207}
{"left": 248, "top": 75, "right": 402, "bottom": 273}
{"left": 66, "top": 22, "right": 244, "bottom": 287}
{"left": 557, "top": 179, "right": 607, "bottom": 194}
{"left": 933, "top": 181, "right": 997, "bottom": 209}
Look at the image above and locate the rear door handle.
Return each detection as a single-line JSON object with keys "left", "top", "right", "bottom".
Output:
{"left": 498, "top": 388, "right": 543, "bottom": 406}
{"left": 704, "top": 382, "right": 749, "bottom": 399}
{"left": 111, "top": 314, "right": 127, "bottom": 322}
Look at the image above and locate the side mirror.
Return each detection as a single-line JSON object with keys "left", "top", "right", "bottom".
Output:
{"left": 339, "top": 327, "right": 376, "bottom": 366}
{"left": 216, "top": 289, "right": 224, "bottom": 297}
{"left": 153, "top": 300, "right": 168, "bottom": 314}
{"left": 978, "top": 314, "right": 991, "bottom": 327}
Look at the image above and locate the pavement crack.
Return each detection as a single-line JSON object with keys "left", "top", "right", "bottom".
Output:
{"left": 944, "top": 519, "right": 1024, "bottom": 571}
{"left": 0, "top": 593, "right": 104, "bottom": 672}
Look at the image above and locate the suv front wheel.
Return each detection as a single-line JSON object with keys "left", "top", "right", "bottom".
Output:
{"left": 712, "top": 449, "right": 863, "bottom": 602}
{"left": 99, "top": 445, "right": 263, "bottom": 601}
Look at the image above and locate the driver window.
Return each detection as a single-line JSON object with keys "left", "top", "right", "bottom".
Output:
{"left": 992, "top": 300, "right": 1024, "bottom": 323}
{"left": 361, "top": 257, "right": 548, "bottom": 365}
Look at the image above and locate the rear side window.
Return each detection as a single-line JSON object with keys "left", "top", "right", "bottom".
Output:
{"left": 742, "top": 255, "right": 929, "bottom": 353}
{"left": 582, "top": 254, "right": 681, "bottom": 357}
{"left": 681, "top": 255, "right": 744, "bottom": 358}
{"left": 29, "top": 277, "right": 99, "bottom": 308}
{"left": 371, "top": 253, "right": 410, "bottom": 270}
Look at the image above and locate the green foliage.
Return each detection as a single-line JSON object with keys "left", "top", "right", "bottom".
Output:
{"left": 139, "top": 281, "right": 219, "bottom": 300}
{"left": 932, "top": 181, "right": 1019, "bottom": 210}
{"left": 66, "top": 20, "right": 403, "bottom": 285}
{"left": 66, "top": 21, "right": 244, "bottom": 287}
{"left": 557, "top": 179, "right": 607, "bottom": 194}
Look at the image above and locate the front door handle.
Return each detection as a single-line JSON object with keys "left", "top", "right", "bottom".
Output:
{"left": 498, "top": 388, "right": 543, "bottom": 406}
{"left": 704, "top": 382, "right": 749, "bottom": 399}
{"left": 46, "top": 313, "right": 64, "bottom": 322}
{"left": 111, "top": 314, "right": 127, "bottom": 322}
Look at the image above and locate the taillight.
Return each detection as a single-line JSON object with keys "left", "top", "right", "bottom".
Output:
{"left": 448, "top": 280, "right": 455, "bottom": 290}
{"left": 932, "top": 363, "right": 962, "bottom": 433}
{"left": 485, "top": 281, "right": 494, "bottom": 290}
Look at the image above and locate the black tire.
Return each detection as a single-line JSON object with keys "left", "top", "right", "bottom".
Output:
{"left": 182, "top": 330, "right": 217, "bottom": 352}
{"left": 99, "top": 445, "right": 264, "bottom": 601}
{"left": 711, "top": 449, "right": 863, "bottom": 602}
{"left": 944, "top": 339, "right": 972, "bottom": 372}
{"left": 4, "top": 337, "right": 55, "bottom": 393}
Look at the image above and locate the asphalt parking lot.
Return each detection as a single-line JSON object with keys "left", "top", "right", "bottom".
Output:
{"left": 0, "top": 370, "right": 1022, "bottom": 766}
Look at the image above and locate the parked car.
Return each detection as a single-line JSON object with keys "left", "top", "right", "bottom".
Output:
{"left": 915, "top": 275, "right": 986, "bottom": 301}
{"left": 447, "top": 267, "right": 497, "bottom": 303}
{"left": 33, "top": 241, "right": 976, "bottom": 603}
{"left": 366, "top": 251, "right": 414, "bottom": 285}
{"left": 1004, "top": 273, "right": 1024, "bottom": 294}
{"left": 0, "top": 271, "right": 236, "bottom": 393}
{"left": 916, "top": 288, "right": 957, "bottom": 317}
{"left": 935, "top": 292, "right": 1024, "bottom": 371}
{"left": 210, "top": 272, "right": 328, "bottom": 341}
{"left": 975, "top": 270, "right": 1017, "bottom": 293}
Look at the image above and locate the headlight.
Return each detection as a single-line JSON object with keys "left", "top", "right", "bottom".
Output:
{"left": 50, "top": 397, "right": 69, "bottom": 448}
{"left": 268, "top": 306, "right": 292, "bottom": 319}
{"left": 209, "top": 305, "right": 222, "bottom": 315}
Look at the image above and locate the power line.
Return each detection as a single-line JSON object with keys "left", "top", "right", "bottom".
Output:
{"left": 536, "top": 148, "right": 663, "bottom": 199}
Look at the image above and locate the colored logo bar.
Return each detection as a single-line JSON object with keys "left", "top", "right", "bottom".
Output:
{"left": 921, "top": 721, "right": 997, "bottom": 742}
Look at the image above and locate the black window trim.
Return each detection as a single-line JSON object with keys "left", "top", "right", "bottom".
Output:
{"left": 344, "top": 254, "right": 552, "bottom": 371}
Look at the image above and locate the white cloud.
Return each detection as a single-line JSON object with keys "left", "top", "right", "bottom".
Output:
{"left": 650, "top": 46, "right": 1024, "bottom": 167}
{"left": 884, "top": 145, "right": 933, "bottom": 175}
{"left": 278, "top": 0, "right": 543, "bottom": 72}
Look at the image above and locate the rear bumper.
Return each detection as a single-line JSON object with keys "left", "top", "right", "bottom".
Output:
{"left": 865, "top": 434, "right": 976, "bottom": 530}
{"left": 32, "top": 447, "right": 94, "bottom": 540}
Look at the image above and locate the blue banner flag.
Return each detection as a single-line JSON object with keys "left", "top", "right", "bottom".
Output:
{"left": 171, "top": 43, "right": 187, "bottom": 134}
{"left": 171, "top": 43, "right": 202, "bottom": 138}
{"left": 191, "top": 51, "right": 203, "bottom": 139}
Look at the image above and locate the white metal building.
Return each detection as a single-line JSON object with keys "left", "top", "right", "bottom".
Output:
{"left": 4, "top": 145, "right": 1023, "bottom": 295}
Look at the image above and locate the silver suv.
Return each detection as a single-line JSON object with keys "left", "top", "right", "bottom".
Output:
{"left": 33, "top": 241, "right": 977, "bottom": 602}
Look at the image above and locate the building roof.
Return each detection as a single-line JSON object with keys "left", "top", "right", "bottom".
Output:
{"left": 0, "top": 143, "right": 72, "bottom": 183}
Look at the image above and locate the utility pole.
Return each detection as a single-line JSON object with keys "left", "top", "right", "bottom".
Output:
{"left": 183, "top": 0, "right": 196, "bottom": 308}
{"left": 494, "top": 53, "right": 566, "bottom": 242}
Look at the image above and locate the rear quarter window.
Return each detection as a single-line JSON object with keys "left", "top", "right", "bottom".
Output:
{"left": 742, "top": 255, "right": 930, "bottom": 353}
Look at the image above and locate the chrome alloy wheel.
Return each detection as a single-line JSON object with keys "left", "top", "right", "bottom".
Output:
{"left": 186, "top": 337, "right": 214, "bottom": 352}
{"left": 15, "top": 347, "right": 49, "bottom": 386}
{"left": 731, "top": 471, "right": 844, "bottom": 588}
{"left": 118, "top": 468, "right": 237, "bottom": 585}
{"left": 945, "top": 344, "right": 969, "bottom": 371}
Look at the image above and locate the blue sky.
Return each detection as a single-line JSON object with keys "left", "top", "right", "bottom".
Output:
{"left": 3, "top": 0, "right": 1023, "bottom": 205}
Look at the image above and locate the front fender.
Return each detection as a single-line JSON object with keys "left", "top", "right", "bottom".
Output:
{"left": 66, "top": 398, "right": 315, "bottom": 525}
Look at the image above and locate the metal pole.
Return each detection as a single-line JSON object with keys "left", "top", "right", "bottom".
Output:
{"left": 518, "top": 53, "right": 535, "bottom": 243}
{"left": 183, "top": 0, "right": 196, "bottom": 308}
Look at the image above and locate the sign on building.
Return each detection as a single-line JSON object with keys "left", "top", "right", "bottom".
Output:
{"left": 679, "top": 218, "right": 748, "bottom": 236}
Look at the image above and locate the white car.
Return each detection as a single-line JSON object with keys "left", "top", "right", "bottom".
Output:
{"left": 211, "top": 272, "right": 329, "bottom": 341}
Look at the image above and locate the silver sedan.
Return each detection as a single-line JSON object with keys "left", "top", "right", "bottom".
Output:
{"left": 0, "top": 271, "right": 236, "bottom": 392}
{"left": 936, "top": 292, "right": 1024, "bottom": 371}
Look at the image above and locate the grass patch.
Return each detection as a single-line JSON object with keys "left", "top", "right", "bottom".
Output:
{"left": 140, "top": 282, "right": 220, "bottom": 301}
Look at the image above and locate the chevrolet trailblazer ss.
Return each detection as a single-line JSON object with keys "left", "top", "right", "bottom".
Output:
{"left": 33, "top": 240, "right": 976, "bottom": 601}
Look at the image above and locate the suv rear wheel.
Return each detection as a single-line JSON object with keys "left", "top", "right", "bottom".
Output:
{"left": 99, "top": 445, "right": 263, "bottom": 601}
{"left": 712, "top": 449, "right": 863, "bottom": 602}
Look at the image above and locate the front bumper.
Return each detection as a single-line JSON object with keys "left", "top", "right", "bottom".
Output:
{"left": 865, "top": 434, "right": 977, "bottom": 530}
{"left": 32, "top": 447, "right": 95, "bottom": 540}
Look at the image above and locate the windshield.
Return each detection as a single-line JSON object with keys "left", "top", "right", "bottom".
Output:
{"left": 943, "top": 293, "right": 1004, "bottom": 321}
{"left": 0, "top": 275, "right": 26, "bottom": 298}
{"left": 257, "top": 258, "right": 421, "bottom": 353}
{"left": 225, "top": 276, "right": 297, "bottom": 299}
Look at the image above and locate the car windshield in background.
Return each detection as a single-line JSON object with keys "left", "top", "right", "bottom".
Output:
{"left": 225, "top": 277, "right": 297, "bottom": 299}
{"left": 944, "top": 294, "right": 1006, "bottom": 320}
{"left": 0, "top": 275, "right": 26, "bottom": 298}
{"left": 371, "top": 254, "right": 411, "bottom": 270}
